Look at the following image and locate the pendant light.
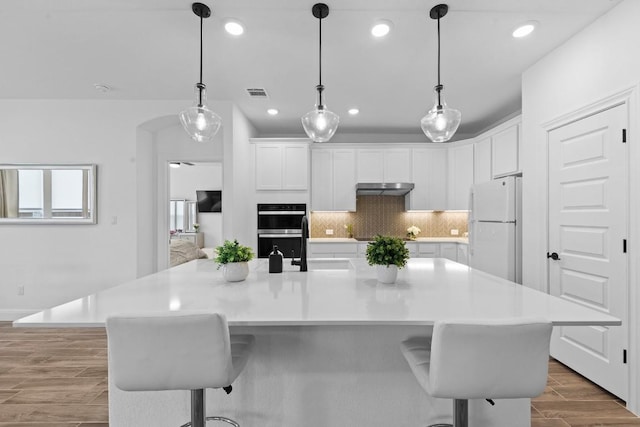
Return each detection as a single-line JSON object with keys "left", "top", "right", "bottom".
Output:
{"left": 301, "top": 3, "right": 339, "bottom": 143}
{"left": 179, "top": 2, "right": 222, "bottom": 143}
{"left": 420, "top": 4, "right": 461, "bottom": 143}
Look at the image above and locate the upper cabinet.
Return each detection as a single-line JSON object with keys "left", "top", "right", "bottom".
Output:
{"left": 356, "top": 148, "right": 411, "bottom": 183}
{"left": 492, "top": 123, "right": 520, "bottom": 177}
{"left": 255, "top": 142, "right": 309, "bottom": 191}
{"left": 474, "top": 137, "right": 492, "bottom": 184}
{"left": 311, "top": 148, "right": 356, "bottom": 211}
{"left": 408, "top": 147, "right": 447, "bottom": 210}
{"left": 447, "top": 143, "right": 474, "bottom": 210}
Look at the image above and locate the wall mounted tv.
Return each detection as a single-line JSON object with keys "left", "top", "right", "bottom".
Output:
{"left": 196, "top": 190, "right": 222, "bottom": 213}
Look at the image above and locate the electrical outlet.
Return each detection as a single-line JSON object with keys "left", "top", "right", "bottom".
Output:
{"left": 17, "top": 285, "right": 24, "bottom": 296}
{"left": 325, "top": 229, "right": 334, "bottom": 235}
{"left": 450, "top": 229, "right": 459, "bottom": 236}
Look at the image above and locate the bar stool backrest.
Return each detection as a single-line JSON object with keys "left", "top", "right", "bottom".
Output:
{"left": 106, "top": 312, "right": 234, "bottom": 392}
{"left": 428, "top": 318, "right": 553, "bottom": 399}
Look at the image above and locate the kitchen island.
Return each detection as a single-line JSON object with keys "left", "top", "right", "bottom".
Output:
{"left": 15, "top": 258, "right": 620, "bottom": 427}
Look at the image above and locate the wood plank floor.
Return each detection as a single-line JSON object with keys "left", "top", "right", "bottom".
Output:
{"left": 0, "top": 322, "right": 637, "bottom": 426}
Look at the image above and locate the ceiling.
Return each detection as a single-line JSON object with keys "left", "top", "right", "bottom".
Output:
{"left": 0, "top": 0, "right": 622, "bottom": 140}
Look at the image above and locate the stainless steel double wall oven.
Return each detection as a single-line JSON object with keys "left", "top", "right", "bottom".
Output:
{"left": 257, "top": 203, "right": 306, "bottom": 258}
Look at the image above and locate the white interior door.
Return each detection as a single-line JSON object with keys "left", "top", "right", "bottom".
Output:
{"left": 548, "top": 104, "right": 628, "bottom": 399}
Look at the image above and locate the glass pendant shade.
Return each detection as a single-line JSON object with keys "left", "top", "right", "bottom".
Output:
{"left": 302, "top": 105, "right": 339, "bottom": 143}
{"left": 421, "top": 86, "right": 461, "bottom": 143}
{"left": 179, "top": 83, "right": 222, "bottom": 143}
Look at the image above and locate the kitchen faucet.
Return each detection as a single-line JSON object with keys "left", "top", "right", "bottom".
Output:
{"left": 291, "top": 215, "right": 308, "bottom": 272}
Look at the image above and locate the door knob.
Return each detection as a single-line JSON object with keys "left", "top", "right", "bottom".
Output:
{"left": 547, "top": 252, "right": 561, "bottom": 261}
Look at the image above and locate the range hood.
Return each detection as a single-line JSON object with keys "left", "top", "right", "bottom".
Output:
{"left": 356, "top": 182, "right": 415, "bottom": 196}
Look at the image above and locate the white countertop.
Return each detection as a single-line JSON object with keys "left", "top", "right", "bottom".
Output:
{"left": 14, "top": 258, "right": 619, "bottom": 328}
{"left": 309, "top": 237, "right": 469, "bottom": 243}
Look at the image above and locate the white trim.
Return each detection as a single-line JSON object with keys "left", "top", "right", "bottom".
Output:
{"left": 627, "top": 83, "right": 640, "bottom": 415}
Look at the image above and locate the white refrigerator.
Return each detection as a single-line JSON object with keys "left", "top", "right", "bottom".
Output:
{"left": 468, "top": 176, "right": 522, "bottom": 283}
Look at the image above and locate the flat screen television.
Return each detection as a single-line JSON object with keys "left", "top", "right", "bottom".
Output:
{"left": 196, "top": 190, "right": 222, "bottom": 213}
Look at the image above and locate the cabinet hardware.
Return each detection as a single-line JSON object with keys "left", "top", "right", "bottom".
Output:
{"left": 622, "top": 129, "right": 627, "bottom": 143}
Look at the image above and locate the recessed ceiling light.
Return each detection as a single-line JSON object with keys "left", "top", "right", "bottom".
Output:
{"left": 267, "top": 108, "right": 279, "bottom": 116}
{"left": 371, "top": 20, "right": 392, "bottom": 38}
{"left": 348, "top": 108, "right": 360, "bottom": 115}
{"left": 224, "top": 19, "right": 244, "bottom": 36}
{"left": 512, "top": 21, "right": 538, "bottom": 38}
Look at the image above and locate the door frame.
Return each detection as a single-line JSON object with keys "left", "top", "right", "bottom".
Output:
{"left": 541, "top": 84, "right": 638, "bottom": 412}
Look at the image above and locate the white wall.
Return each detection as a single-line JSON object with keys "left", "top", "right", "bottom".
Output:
{"left": 170, "top": 162, "right": 223, "bottom": 249}
{"left": 0, "top": 99, "right": 260, "bottom": 319}
{"left": 521, "top": 0, "right": 640, "bottom": 413}
{"left": 0, "top": 99, "right": 185, "bottom": 319}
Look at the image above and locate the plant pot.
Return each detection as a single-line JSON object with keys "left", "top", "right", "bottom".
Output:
{"left": 222, "top": 262, "right": 249, "bottom": 282}
{"left": 376, "top": 264, "right": 398, "bottom": 284}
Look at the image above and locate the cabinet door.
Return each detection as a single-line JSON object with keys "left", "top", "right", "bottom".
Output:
{"left": 283, "top": 145, "right": 308, "bottom": 190}
{"left": 408, "top": 149, "right": 429, "bottom": 210}
{"left": 417, "top": 243, "right": 440, "bottom": 258}
{"left": 457, "top": 244, "right": 468, "bottom": 265}
{"left": 384, "top": 149, "right": 411, "bottom": 182}
{"left": 357, "top": 149, "right": 384, "bottom": 182}
{"left": 492, "top": 124, "right": 520, "bottom": 177}
{"left": 311, "top": 150, "right": 333, "bottom": 211}
{"left": 474, "top": 137, "right": 492, "bottom": 184}
{"left": 255, "top": 145, "right": 283, "bottom": 190}
{"left": 441, "top": 243, "right": 457, "bottom": 261}
{"left": 448, "top": 144, "right": 474, "bottom": 210}
{"left": 333, "top": 149, "right": 356, "bottom": 211}
{"left": 426, "top": 148, "right": 448, "bottom": 210}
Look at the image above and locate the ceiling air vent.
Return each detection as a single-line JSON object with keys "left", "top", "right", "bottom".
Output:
{"left": 246, "top": 88, "right": 269, "bottom": 98}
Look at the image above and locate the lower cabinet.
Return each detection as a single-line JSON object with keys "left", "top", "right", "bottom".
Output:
{"left": 308, "top": 243, "right": 358, "bottom": 258}
{"left": 457, "top": 244, "right": 469, "bottom": 265}
{"left": 440, "top": 243, "right": 457, "bottom": 261}
{"left": 308, "top": 241, "right": 469, "bottom": 262}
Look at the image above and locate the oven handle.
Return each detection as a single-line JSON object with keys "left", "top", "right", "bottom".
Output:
{"left": 258, "top": 211, "right": 306, "bottom": 215}
{"left": 258, "top": 233, "right": 302, "bottom": 238}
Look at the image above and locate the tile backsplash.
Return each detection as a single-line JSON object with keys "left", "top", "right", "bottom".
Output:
{"left": 310, "top": 196, "right": 468, "bottom": 238}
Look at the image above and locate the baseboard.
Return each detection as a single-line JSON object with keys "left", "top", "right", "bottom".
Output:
{"left": 0, "top": 309, "right": 39, "bottom": 321}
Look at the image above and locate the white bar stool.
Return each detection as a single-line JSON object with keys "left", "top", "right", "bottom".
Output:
{"left": 106, "top": 312, "right": 255, "bottom": 427}
{"left": 401, "top": 318, "right": 552, "bottom": 427}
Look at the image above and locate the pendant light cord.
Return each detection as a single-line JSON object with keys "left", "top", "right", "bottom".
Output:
{"left": 199, "top": 14, "right": 204, "bottom": 85}
{"left": 436, "top": 13, "right": 442, "bottom": 108}
{"left": 318, "top": 14, "right": 322, "bottom": 87}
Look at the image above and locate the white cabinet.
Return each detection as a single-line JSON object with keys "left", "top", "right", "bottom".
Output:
{"left": 457, "top": 244, "right": 468, "bottom": 265}
{"left": 357, "top": 149, "right": 384, "bottom": 182}
{"left": 440, "top": 243, "right": 457, "bottom": 261}
{"left": 255, "top": 143, "right": 309, "bottom": 191}
{"left": 384, "top": 149, "right": 411, "bottom": 182}
{"left": 356, "top": 148, "right": 411, "bottom": 183}
{"left": 408, "top": 148, "right": 448, "bottom": 211}
{"left": 417, "top": 243, "right": 440, "bottom": 258}
{"left": 492, "top": 124, "right": 520, "bottom": 177}
{"left": 311, "top": 149, "right": 356, "bottom": 211}
{"left": 474, "top": 137, "right": 492, "bottom": 184}
{"left": 447, "top": 143, "right": 474, "bottom": 210}
{"left": 308, "top": 242, "right": 358, "bottom": 258}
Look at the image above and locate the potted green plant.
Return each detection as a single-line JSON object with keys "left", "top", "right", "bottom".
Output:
{"left": 365, "top": 235, "right": 410, "bottom": 284}
{"left": 214, "top": 240, "right": 255, "bottom": 282}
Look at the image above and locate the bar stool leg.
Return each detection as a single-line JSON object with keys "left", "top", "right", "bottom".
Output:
{"left": 453, "top": 399, "right": 468, "bottom": 427}
{"left": 191, "top": 389, "right": 206, "bottom": 427}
